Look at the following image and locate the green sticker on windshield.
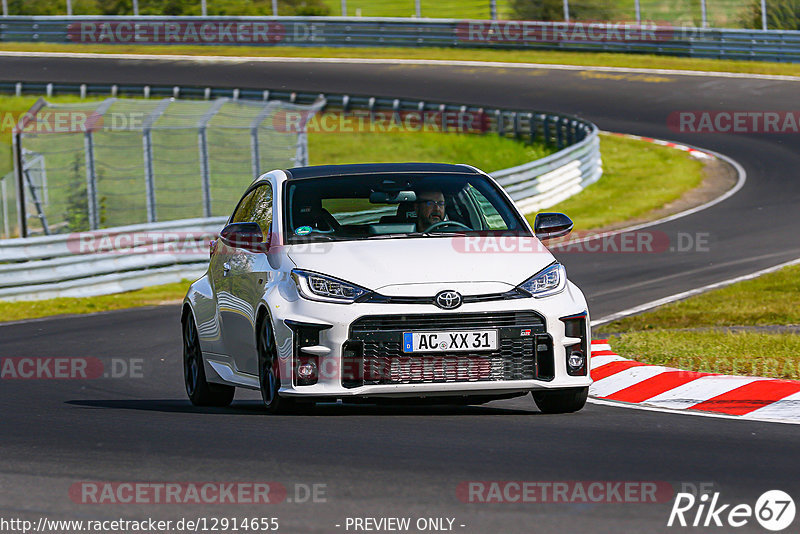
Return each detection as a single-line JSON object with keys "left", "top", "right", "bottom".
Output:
{"left": 295, "top": 226, "right": 312, "bottom": 236}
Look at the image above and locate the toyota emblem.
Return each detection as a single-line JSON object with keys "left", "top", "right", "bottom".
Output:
{"left": 435, "top": 290, "right": 462, "bottom": 310}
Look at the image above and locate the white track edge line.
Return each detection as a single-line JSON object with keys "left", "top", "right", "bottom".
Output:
{"left": 2, "top": 51, "right": 800, "bottom": 82}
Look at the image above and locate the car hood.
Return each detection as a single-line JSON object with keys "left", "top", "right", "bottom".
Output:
{"left": 286, "top": 236, "right": 555, "bottom": 296}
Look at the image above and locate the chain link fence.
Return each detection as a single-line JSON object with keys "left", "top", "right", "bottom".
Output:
{"left": 11, "top": 96, "right": 324, "bottom": 236}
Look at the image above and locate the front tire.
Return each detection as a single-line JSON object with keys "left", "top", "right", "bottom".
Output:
{"left": 258, "top": 319, "right": 297, "bottom": 414}
{"left": 532, "top": 387, "right": 588, "bottom": 414}
{"left": 182, "top": 311, "right": 235, "bottom": 407}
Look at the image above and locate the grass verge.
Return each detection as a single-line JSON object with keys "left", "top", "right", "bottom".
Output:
{"left": 602, "top": 264, "right": 800, "bottom": 380}
{"left": 609, "top": 330, "right": 800, "bottom": 380}
{"left": 2, "top": 42, "right": 800, "bottom": 77}
{"left": 603, "top": 264, "right": 800, "bottom": 331}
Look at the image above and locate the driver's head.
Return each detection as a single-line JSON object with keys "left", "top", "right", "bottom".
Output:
{"left": 415, "top": 189, "right": 446, "bottom": 231}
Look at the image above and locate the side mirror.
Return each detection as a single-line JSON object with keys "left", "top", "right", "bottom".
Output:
{"left": 534, "top": 212, "right": 573, "bottom": 240}
{"left": 219, "top": 222, "right": 269, "bottom": 253}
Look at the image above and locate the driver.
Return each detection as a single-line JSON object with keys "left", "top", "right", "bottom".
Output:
{"left": 414, "top": 189, "right": 447, "bottom": 231}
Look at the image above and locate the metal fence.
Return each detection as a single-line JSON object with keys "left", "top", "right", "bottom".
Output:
{"left": 11, "top": 95, "right": 324, "bottom": 237}
{"left": 2, "top": 16, "right": 800, "bottom": 62}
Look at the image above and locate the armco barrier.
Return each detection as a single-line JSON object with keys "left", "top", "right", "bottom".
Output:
{"left": 2, "top": 16, "right": 800, "bottom": 62}
{"left": 0, "top": 80, "right": 601, "bottom": 300}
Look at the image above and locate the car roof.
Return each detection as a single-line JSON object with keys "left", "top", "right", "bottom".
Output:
{"left": 284, "top": 162, "right": 481, "bottom": 180}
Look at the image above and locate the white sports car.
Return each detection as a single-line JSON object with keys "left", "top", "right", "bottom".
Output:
{"left": 182, "top": 163, "right": 591, "bottom": 414}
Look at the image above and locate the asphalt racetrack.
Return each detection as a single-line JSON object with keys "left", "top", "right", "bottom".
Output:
{"left": 1, "top": 54, "right": 799, "bottom": 533}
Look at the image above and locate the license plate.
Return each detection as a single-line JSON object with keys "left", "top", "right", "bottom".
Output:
{"left": 402, "top": 330, "right": 498, "bottom": 353}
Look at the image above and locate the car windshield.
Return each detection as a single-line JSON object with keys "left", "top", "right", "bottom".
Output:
{"left": 283, "top": 172, "right": 530, "bottom": 243}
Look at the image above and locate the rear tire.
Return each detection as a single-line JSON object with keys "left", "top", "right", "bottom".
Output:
{"left": 182, "top": 311, "right": 235, "bottom": 407}
{"left": 258, "top": 318, "right": 297, "bottom": 414}
{"left": 532, "top": 387, "right": 588, "bottom": 414}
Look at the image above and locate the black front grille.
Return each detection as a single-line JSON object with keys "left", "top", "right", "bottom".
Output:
{"left": 343, "top": 312, "right": 551, "bottom": 388}
{"left": 351, "top": 311, "right": 545, "bottom": 332}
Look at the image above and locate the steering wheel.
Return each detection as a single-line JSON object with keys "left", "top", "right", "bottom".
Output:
{"left": 423, "top": 220, "right": 472, "bottom": 232}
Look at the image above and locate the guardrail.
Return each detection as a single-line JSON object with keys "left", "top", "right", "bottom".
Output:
{"left": 2, "top": 16, "right": 800, "bottom": 62}
{"left": 0, "top": 80, "right": 601, "bottom": 300}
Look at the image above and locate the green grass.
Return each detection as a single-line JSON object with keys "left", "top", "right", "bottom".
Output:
{"left": 308, "top": 130, "right": 553, "bottom": 171}
{"left": 3, "top": 42, "right": 800, "bottom": 77}
{"left": 602, "top": 263, "right": 800, "bottom": 380}
{"left": 603, "top": 264, "right": 800, "bottom": 332}
{"left": 609, "top": 330, "right": 800, "bottom": 379}
{"left": 0, "top": 279, "right": 192, "bottom": 322}
{"left": 530, "top": 133, "right": 705, "bottom": 231}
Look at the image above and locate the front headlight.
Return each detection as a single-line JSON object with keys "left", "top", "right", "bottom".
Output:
{"left": 517, "top": 263, "right": 567, "bottom": 298}
{"left": 291, "top": 270, "right": 370, "bottom": 303}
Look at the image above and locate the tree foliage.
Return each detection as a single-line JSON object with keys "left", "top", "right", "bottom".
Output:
{"left": 739, "top": 0, "right": 800, "bottom": 29}
{"left": 510, "top": 0, "right": 624, "bottom": 21}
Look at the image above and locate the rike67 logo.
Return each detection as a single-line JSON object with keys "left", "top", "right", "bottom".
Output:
{"left": 668, "top": 490, "right": 795, "bottom": 531}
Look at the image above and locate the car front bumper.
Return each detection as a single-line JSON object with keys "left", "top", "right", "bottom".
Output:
{"left": 271, "top": 280, "right": 592, "bottom": 399}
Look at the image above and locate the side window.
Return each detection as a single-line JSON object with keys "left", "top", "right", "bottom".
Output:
{"left": 230, "top": 184, "right": 273, "bottom": 240}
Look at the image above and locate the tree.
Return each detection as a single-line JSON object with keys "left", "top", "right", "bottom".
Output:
{"left": 740, "top": 0, "right": 800, "bottom": 30}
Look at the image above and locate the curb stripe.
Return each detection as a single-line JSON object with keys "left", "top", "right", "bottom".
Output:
{"left": 589, "top": 342, "right": 800, "bottom": 424}
{"left": 688, "top": 380, "right": 800, "bottom": 416}
{"left": 589, "top": 365, "right": 672, "bottom": 397}
{"left": 590, "top": 360, "right": 646, "bottom": 382}
{"left": 640, "top": 376, "right": 761, "bottom": 411}
{"left": 604, "top": 370, "right": 708, "bottom": 403}
{"left": 590, "top": 355, "right": 629, "bottom": 368}
{"left": 742, "top": 391, "right": 800, "bottom": 422}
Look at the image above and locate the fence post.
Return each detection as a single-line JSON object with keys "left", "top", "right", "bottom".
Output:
{"left": 341, "top": 0, "right": 347, "bottom": 16}
{"left": 761, "top": 0, "right": 767, "bottom": 30}
{"left": 1, "top": 177, "right": 7, "bottom": 238}
{"left": 12, "top": 131, "right": 27, "bottom": 237}
{"left": 196, "top": 98, "right": 226, "bottom": 218}
{"left": 84, "top": 132, "right": 99, "bottom": 230}
{"left": 133, "top": 0, "right": 139, "bottom": 15}
{"left": 415, "top": 0, "right": 421, "bottom": 18}
{"left": 563, "top": 0, "right": 569, "bottom": 22}
{"left": 542, "top": 115, "right": 551, "bottom": 146}
{"left": 701, "top": 0, "right": 708, "bottom": 28}
{"left": 490, "top": 0, "right": 497, "bottom": 20}
{"left": 141, "top": 99, "right": 171, "bottom": 223}
{"left": 1, "top": 0, "right": 7, "bottom": 17}
{"left": 202, "top": 0, "right": 207, "bottom": 17}
{"left": 272, "top": 0, "right": 278, "bottom": 16}
{"left": 634, "top": 0, "right": 640, "bottom": 23}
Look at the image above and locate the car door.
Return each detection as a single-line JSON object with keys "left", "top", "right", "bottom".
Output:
{"left": 220, "top": 182, "right": 275, "bottom": 376}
